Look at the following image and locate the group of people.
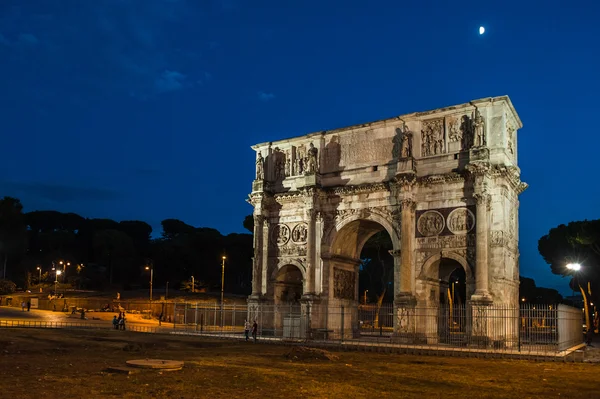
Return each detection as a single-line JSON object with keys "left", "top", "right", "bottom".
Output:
{"left": 244, "top": 320, "right": 258, "bottom": 342}
{"left": 112, "top": 312, "right": 127, "bottom": 330}
{"left": 20, "top": 300, "right": 31, "bottom": 312}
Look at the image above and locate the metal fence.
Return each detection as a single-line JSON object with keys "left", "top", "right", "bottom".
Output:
{"left": 168, "top": 302, "right": 583, "bottom": 355}
{"left": 0, "top": 299, "right": 584, "bottom": 357}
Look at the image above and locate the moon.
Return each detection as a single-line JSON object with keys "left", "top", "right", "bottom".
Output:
{"left": 479, "top": 26, "right": 485, "bottom": 35}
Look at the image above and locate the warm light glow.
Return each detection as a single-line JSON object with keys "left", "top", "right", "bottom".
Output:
{"left": 145, "top": 266, "right": 150, "bottom": 270}
{"left": 521, "top": 298, "right": 526, "bottom": 302}
{"left": 222, "top": 256, "right": 226, "bottom": 260}
{"left": 36, "top": 266, "right": 40, "bottom": 270}
{"left": 566, "top": 263, "right": 582, "bottom": 271}
{"left": 67, "top": 262, "right": 71, "bottom": 266}
{"left": 59, "top": 261, "right": 63, "bottom": 264}
{"left": 591, "top": 303, "right": 595, "bottom": 306}
{"left": 56, "top": 270, "right": 62, "bottom": 275}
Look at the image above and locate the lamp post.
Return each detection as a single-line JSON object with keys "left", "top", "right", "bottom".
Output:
{"left": 221, "top": 256, "right": 226, "bottom": 326}
{"left": 221, "top": 256, "right": 226, "bottom": 307}
{"left": 566, "top": 263, "right": 582, "bottom": 304}
{"left": 36, "top": 266, "right": 42, "bottom": 293}
{"left": 54, "top": 270, "right": 62, "bottom": 295}
{"left": 363, "top": 289, "right": 368, "bottom": 305}
{"left": 145, "top": 264, "right": 154, "bottom": 302}
{"left": 191, "top": 276, "right": 195, "bottom": 293}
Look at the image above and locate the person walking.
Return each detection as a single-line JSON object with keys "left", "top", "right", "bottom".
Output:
{"left": 252, "top": 320, "right": 258, "bottom": 343}
{"left": 26, "top": 300, "right": 31, "bottom": 312}
{"left": 244, "top": 320, "right": 251, "bottom": 342}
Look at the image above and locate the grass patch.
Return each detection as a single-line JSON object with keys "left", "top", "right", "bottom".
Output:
{"left": 0, "top": 328, "right": 597, "bottom": 398}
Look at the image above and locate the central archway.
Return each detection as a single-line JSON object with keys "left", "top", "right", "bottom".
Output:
{"left": 322, "top": 215, "right": 400, "bottom": 338}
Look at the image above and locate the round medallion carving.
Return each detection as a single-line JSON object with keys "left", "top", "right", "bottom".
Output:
{"left": 270, "top": 224, "right": 290, "bottom": 246}
{"left": 446, "top": 208, "right": 475, "bottom": 235}
{"left": 291, "top": 223, "right": 308, "bottom": 244}
{"left": 417, "top": 211, "right": 445, "bottom": 237}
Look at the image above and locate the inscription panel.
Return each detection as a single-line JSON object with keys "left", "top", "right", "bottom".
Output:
{"left": 328, "top": 128, "right": 396, "bottom": 171}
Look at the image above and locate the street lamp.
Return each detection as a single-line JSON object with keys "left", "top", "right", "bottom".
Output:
{"left": 221, "top": 256, "right": 226, "bottom": 327}
{"left": 36, "top": 266, "right": 42, "bottom": 283}
{"left": 145, "top": 264, "right": 153, "bottom": 302}
{"left": 54, "top": 270, "right": 62, "bottom": 295}
{"left": 221, "top": 256, "right": 226, "bottom": 309}
{"left": 566, "top": 263, "right": 581, "bottom": 271}
{"left": 363, "top": 289, "right": 368, "bottom": 305}
{"left": 191, "top": 276, "right": 195, "bottom": 293}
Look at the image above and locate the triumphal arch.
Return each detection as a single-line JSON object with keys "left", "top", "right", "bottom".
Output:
{"left": 248, "top": 96, "right": 527, "bottom": 341}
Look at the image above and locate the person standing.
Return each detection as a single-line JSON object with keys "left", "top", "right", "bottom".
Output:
{"left": 21, "top": 301, "right": 25, "bottom": 311}
{"left": 244, "top": 320, "right": 251, "bottom": 342}
{"left": 252, "top": 320, "right": 258, "bottom": 343}
{"left": 112, "top": 315, "right": 119, "bottom": 330}
{"left": 26, "top": 300, "right": 31, "bottom": 312}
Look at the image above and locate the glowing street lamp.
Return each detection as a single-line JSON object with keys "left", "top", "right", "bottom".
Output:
{"left": 145, "top": 262, "right": 154, "bottom": 301}
{"left": 54, "top": 270, "right": 62, "bottom": 295}
{"left": 36, "top": 266, "right": 42, "bottom": 283}
{"left": 566, "top": 263, "right": 581, "bottom": 271}
{"left": 220, "top": 256, "right": 226, "bottom": 309}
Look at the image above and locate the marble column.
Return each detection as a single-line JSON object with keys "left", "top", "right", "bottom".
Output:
{"left": 472, "top": 192, "right": 492, "bottom": 302}
{"left": 397, "top": 199, "right": 416, "bottom": 301}
{"left": 304, "top": 208, "right": 316, "bottom": 295}
{"left": 251, "top": 215, "right": 265, "bottom": 296}
{"left": 260, "top": 218, "right": 270, "bottom": 295}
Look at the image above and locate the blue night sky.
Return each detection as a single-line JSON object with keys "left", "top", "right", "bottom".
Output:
{"left": 0, "top": 0, "right": 598, "bottom": 294}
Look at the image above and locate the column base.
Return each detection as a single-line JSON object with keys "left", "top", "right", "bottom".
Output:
{"left": 392, "top": 294, "right": 425, "bottom": 343}
{"left": 470, "top": 291, "right": 493, "bottom": 304}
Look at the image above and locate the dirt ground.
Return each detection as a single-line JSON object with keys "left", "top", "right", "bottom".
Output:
{"left": 0, "top": 328, "right": 597, "bottom": 399}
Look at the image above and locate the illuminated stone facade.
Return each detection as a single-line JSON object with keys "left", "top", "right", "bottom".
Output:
{"left": 248, "top": 96, "right": 527, "bottom": 337}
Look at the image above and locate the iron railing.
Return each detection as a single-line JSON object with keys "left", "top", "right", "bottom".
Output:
{"left": 0, "top": 301, "right": 584, "bottom": 356}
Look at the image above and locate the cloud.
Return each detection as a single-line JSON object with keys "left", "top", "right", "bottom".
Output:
{"left": 155, "top": 70, "right": 187, "bottom": 92}
{"left": 0, "top": 180, "right": 121, "bottom": 203}
{"left": 17, "top": 33, "right": 39, "bottom": 45}
{"left": 258, "top": 91, "right": 275, "bottom": 102}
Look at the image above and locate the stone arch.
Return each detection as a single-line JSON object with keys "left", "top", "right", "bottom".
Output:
{"left": 323, "top": 212, "right": 400, "bottom": 258}
{"left": 420, "top": 251, "right": 474, "bottom": 282}
{"left": 271, "top": 261, "right": 305, "bottom": 305}
{"left": 270, "top": 259, "right": 307, "bottom": 283}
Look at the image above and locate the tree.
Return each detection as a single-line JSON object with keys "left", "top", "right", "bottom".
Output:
{"left": 93, "top": 229, "right": 135, "bottom": 286}
{"left": 0, "top": 197, "right": 27, "bottom": 280}
{"left": 243, "top": 214, "right": 254, "bottom": 233}
{"left": 0, "top": 279, "right": 16, "bottom": 294}
{"left": 538, "top": 219, "right": 600, "bottom": 304}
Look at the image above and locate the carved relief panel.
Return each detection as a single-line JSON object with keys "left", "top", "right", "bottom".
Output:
{"left": 416, "top": 206, "right": 476, "bottom": 238}
{"left": 291, "top": 223, "right": 308, "bottom": 244}
{"left": 446, "top": 208, "right": 475, "bottom": 235}
{"left": 417, "top": 211, "right": 445, "bottom": 237}
{"left": 333, "top": 268, "right": 355, "bottom": 300}
{"left": 421, "top": 119, "right": 445, "bottom": 157}
{"left": 270, "top": 224, "right": 290, "bottom": 246}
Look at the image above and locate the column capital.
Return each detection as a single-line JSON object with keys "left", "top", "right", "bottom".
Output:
{"left": 465, "top": 161, "right": 491, "bottom": 177}
{"left": 400, "top": 198, "right": 417, "bottom": 211}
{"left": 473, "top": 192, "right": 492, "bottom": 211}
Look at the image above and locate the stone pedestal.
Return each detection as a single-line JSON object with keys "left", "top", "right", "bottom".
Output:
{"left": 393, "top": 295, "right": 423, "bottom": 343}
{"left": 468, "top": 300, "right": 494, "bottom": 347}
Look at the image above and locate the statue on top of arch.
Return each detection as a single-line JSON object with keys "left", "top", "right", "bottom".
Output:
{"left": 305, "top": 143, "right": 319, "bottom": 175}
